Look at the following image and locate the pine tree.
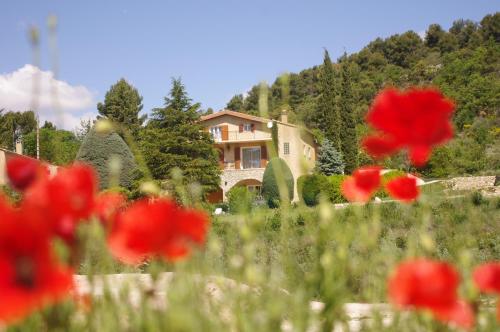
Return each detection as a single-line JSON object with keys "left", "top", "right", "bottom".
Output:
{"left": 339, "top": 59, "right": 358, "bottom": 173}
{"left": 140, "top": 78, "right": 220, "bottom": 193}
{"left": 316, "top": 138, "right": 344, "bottom": 175}
{"left": 97, "top": 78, "right": 146, "bottom": 137}
{"left": 316, "top": 49, "right": 341, "bottom": 149}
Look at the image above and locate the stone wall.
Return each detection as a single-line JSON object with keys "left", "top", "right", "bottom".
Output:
{"left": 220, "top": 168, "right": 265, "bottom": 199}
{"left": 446, "top": 176, "right": 497, "bottom": 191}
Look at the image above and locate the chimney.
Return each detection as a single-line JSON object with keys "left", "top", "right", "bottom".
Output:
{"left": 280, "top": 110, "right": 288, "bottom": 123}
{"left": 15, "top": 139, "right": 23, "bottom": 155}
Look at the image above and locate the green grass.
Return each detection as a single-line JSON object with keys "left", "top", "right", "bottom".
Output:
{"left": 18, "top": 191, "right": 492, "bottom": 331}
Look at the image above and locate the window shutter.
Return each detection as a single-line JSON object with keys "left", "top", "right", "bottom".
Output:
{"left": 260, "top": 145, "right": 267, "bottom": 168}
{"left": 251, "top": 123, "right": 255, "bottom": 132}
{"left": 239, "top": 124, "right": 244, "bottom": 133}
{"left": 234, "top": 147, "right": 240, "bottom": 169}
{"left": 221, "top": 125, "right": 229, "bottom": 141}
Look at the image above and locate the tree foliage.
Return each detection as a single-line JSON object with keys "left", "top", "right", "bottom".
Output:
{"left": 76, "top": 127, "right": 139, "bottom": 190}
{"left": 24, "top": 126, "right": 80, "bottom": 165}
{"left": 97, "top": 78, "right": 146, "bottom": 137}
{"left": 317, "top": 50, "right": 341, "bottom": 149}
{"left": 0, "top": 110, "right": 37, "bottom": 150}
{"left": 316, "top": 138, "right": 345, "bottom": 175}
{"left": 226, "top": 12, "right": 500, "bottom": 177}
{"left": 140, "top": 78, "right": 220, "bottom": 193}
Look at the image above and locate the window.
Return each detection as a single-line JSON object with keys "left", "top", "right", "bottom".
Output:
{"left": 247, "top": 185, "right": 261, "bottom": 193}
{"left": 242, "top": 147, "right": 261, "bottom": 169}
{"left": 210, "top": 126, "right": 222, "bottom": 141}
{"left": 283, "top": 142, "right": 290, "bottom": 155}
{"left": 243, "top": 123, "right": 252, "bottom": 132}
{"left": 247, "top": 185, "right": 262, "bottom": 198}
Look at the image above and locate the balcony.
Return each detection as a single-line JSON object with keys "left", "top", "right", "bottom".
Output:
{"left": 211, "top": 130, "right": 271, "bottom": 143}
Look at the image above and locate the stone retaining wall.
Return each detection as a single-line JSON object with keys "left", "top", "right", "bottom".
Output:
{"left": 446, "top": 176, "right": 497, "bottom": 191}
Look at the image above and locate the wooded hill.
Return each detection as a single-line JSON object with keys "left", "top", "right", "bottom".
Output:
{"left": 226, "top": 13, "right": 499, "bottom": 176}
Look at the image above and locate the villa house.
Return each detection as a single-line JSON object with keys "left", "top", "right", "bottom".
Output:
{"left": 200, "top": 110, "right": 317, "bottom": 202}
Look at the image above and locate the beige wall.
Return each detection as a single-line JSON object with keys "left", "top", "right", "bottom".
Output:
{"left": 276, "top": 123, "right": 316, "bottom": 200}
{"left": 203, "top": 115, "right": 272, "bottom": 141}
{"left": 0, "top": 150, "right": 6, "bottom": 186}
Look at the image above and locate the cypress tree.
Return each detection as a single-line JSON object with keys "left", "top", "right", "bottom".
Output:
{"left": 339, "top": 59, "right": 358, "bottom": 173}
{"left": 316, "top": 138, "right": 345, "bottom": 175}
{"left": 76, "top": 127, "right": 139, "bottom": 190}
{"left": 316, "top": 49, "right": 341, "bottom": 150}
{"left": 97, "top": 78, "right": 146, "bottom": 137}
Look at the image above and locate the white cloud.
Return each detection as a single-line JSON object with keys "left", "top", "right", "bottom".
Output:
{"left": 0, "top": 64, "right": 95, "bottom": 129}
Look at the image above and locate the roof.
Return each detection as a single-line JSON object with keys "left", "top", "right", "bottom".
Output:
{"left": 199, "top": 110, "right": 317, "bottom": 144}
{"left": 200, "top": 109, "right": 305, "bottom": 131}
{"left": 200, "top": 109, "right": 272, "bottom": 124}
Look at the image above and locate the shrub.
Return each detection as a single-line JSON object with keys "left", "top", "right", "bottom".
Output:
{"left": 76, "top": 127, "right": 139, "bottom": 190}
{"left": 226, "top": 186, "right": 255, "bottom": 214}
{"left": 300, "top": 174, "right": 326, "bottom": 206}
{"left": 262, "top": 157, "right": 294, "bottom": 208}
{"left": 325, "top": 174, "right": 348, "bottom": 203}
{"left": 298, "top": 174, "right": 347, "bottom": 206}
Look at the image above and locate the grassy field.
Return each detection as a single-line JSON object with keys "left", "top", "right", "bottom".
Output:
{"left": 9, "top": 189, "right": 492, "bottom": 332}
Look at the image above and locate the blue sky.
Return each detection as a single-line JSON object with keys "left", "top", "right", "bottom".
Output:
{"left": 1, "top": 0, "right": 498, "bottom": 129}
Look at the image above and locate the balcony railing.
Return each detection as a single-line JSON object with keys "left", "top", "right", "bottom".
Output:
{"left": 211, "top": 130, "right": 271, "bottom": 142}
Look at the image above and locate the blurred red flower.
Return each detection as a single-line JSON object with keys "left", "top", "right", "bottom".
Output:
{"left": 362, "top": 88, "right": 455, "bottom": 167}
{"left": 0, "top": 196, "right": 74, "bottom": 324}
{"left": 93, "top": 192, "right": 127, "bottom": 225}
{"left": 108, "top": 198, "right": 209, "bottom": 265}
{"left": 473, "top": 262, "right": 500, "bottom": 294}
{"left": 23, "top": 164, "right": 97, "bottom": 243}
{"left": 388, "top": 259, "right": 459, "bottom": 310}
{"left": 341, "top": 166, "right": 381, "bottom": 202}
{"left": 432, "top": 300, "right": 475, "bottom": 329}
{"left": 385, "top": 175, "right": 419, "bottom": 203}
{"left": 6, "top": 156, "right": 45, "bottom": 191}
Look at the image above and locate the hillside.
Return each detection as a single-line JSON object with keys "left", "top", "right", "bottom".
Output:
{"left": 226, "top": 13, "right": 500, "bottom": 177}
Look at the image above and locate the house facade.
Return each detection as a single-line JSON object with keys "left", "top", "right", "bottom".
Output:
{"left": 200, "top": 110, "right": 317, "bottom": 202}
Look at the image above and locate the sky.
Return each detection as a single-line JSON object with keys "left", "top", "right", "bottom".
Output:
{"left": 1, "top": 0, "right": 498, "bottom": 130}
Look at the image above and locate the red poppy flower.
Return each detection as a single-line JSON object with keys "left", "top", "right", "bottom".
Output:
{"left": 388, "top": 259, "right": 459, "bottom": 311}
{"left": 432, "top": 300, "right": 475, "bottom": 329}
{"left": 93, "top": 192, "right": 127, "bottom": 225}
{"left": 473, "top": 262, "right": 500, "bottom": 294}
{"left": 363, "top": 88, "right": 455, "bottom": 167}
{"left": 0, "top": 197, "right": 74, "bottom": 324}
{"left": 23, "top": 164, "right": 97, "bottom": 243}
{"left": 6, "top": 156, "right": 43, "bottom": 191}
{"left": 108, "top": 198, "right": 209, "bottom": 265}
{"left": 385, "top": 175, "right": 420, "bottom": 203}
{"left": 341, "top": 166, "right": 381, "bottom": 202}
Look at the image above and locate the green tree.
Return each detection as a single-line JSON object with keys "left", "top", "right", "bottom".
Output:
{"left": 97, "top": 78, "right": 146, "bottom": 137}
{"left": 140, "top": 78, "right": 220, "bottom": 194}
{"left": 425, "top": 24, "right": 445, "bottom": 48}
{"left": 0, "top": 110, "right": 37, "bottom": 150}
{"left": 226, "top": 94, "right": 244, "bottom": 111}
{"left": 338, "top": 60, "right": 358, "bottom": 173}
{"left": 316, "top": 138, "right": 344, "bottom": 175}
{"left": 24, "top": 126, "right": 80, "bottom": 165}
{"left": 76, "top": 127, "right": 139, "bottom": 190}
{"left": 316, "top": 49, "right": 341, "bottom": 149}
